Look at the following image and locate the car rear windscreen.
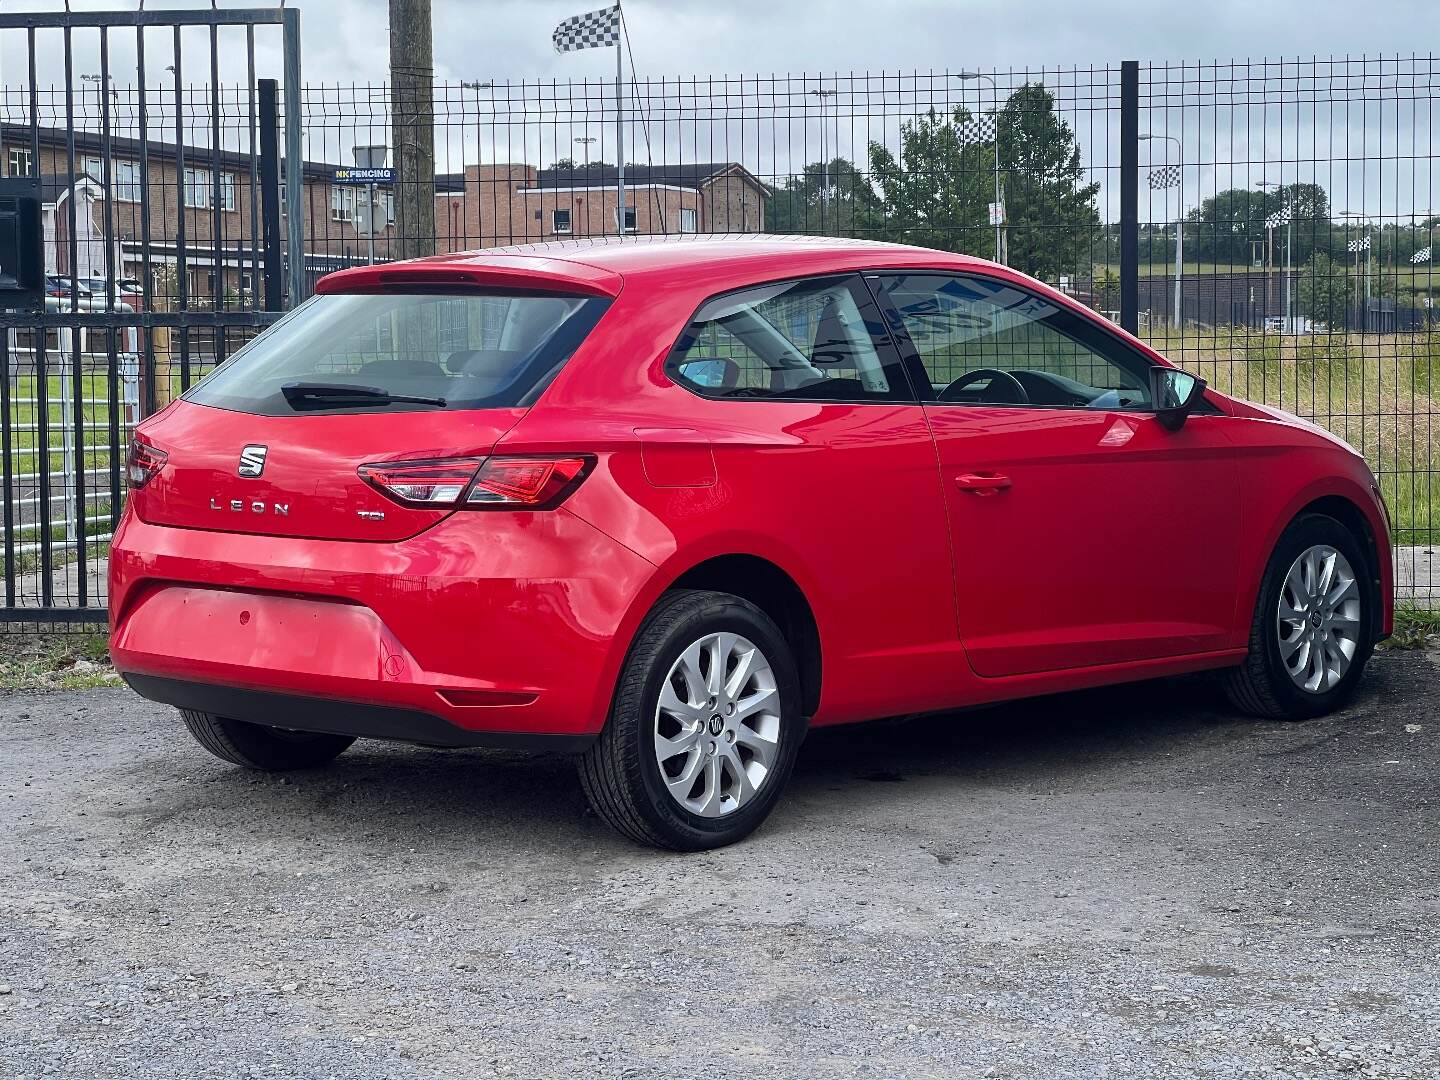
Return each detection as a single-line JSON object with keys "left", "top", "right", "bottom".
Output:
{"left": 183, "top": 290, "right": 610, "bottom": 415}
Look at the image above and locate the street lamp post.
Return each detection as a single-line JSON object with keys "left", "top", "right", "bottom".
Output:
{"left": 808, "top": 88, "right": 837, "bottom": 229}
{"left": 1258, "top": 180, "right": 1294, "bottom": 333}
{"left": 959, "top": 72, "right": 1004, "bottom": 264}
{"left": 574, "top": 135, "right": 597, "bottom": 167}
{"left": 1341, "top": 211, "right": 1373, "bottom": 332}
{"left": 1141, "top": 134, "right": 1183, "bottom": 329}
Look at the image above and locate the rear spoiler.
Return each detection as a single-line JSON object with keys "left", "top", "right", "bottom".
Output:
{"left": 315, "top": 255, "right": 623, "bottom": 298}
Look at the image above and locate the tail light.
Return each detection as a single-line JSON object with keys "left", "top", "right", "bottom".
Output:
{"left": 465, "top": 456, "right": 591, "bottom": 508}
{"left": 359, "top": 455, "right": 592, "bottom": 511}
{"left": 357, "top": 458, "right": 483, "bottom": 507}
{"left": 125, "top": 437, "right": 168, "bottom": 489}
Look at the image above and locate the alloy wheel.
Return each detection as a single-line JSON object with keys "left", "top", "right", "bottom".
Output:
{"left": 1277, "top": 544, "right": 1363, "bottom": 694}
{"left": 653, "top": 631, "right": 782, "bottom": 817}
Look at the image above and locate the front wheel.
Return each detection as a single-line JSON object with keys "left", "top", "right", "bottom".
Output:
{"left": 578, "top": 589, "right": 806, "bottom": 850}
{"left": 1224, "top": 513, "right": 1375, "bottom": 720}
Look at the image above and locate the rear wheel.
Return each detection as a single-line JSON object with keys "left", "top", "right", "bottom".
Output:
{"left": 1224, "top": 513, "right": 1375, "bottom": 720}
{"left": 179, "top": 709, "right": 355, "bottom": 771}
{"left": 578, "top": 589, "right": 805, "bottom": 850}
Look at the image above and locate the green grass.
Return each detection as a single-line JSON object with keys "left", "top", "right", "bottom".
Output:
{"left": 0, "top": 629, "right": 118, "bottom": 689}
{"left": 1384, "top": 603, "right": 1440, "bottom": 648}
{"left": 1142, "top": 327, "right": 1440, "bottom": 543}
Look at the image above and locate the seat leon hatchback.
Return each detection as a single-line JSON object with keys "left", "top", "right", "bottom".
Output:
{"left": 110, "top": 236, "right": 1393, "bottom": 849}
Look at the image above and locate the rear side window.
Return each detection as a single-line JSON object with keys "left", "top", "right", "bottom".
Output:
{"left": 666, "top": 276, "right": 910, "bottom": 402}
{"left": 184, "top": 291, "right": 610, "bottom": 415}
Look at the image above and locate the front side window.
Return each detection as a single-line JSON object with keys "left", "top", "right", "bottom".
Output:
{"left": 667, "top": 276, "right": 908, "bottom": 402}
{"left": 870, "top": 273, "right": 1151, "bottom": 409}
{"left": 184, "top": 291, "right": 611, "bottom": 416}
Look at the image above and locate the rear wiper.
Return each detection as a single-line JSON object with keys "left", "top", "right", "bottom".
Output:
{"left": 280, "top": 382, "right": 448, "bottom": 411}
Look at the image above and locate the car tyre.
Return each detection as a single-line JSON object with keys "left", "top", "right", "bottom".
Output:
{"left": 179, "top": 709, "right": 356, "bottom": 771}
{"left": 578, "top": 589, "right": 806, "bottom": 850}
{"left": 1224, "top": 513, "right": 1375, "bottom": 720}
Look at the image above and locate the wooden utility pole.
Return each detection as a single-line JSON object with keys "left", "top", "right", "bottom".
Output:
{"left": 390, "top": 0, "right": 436, "bottom": 259}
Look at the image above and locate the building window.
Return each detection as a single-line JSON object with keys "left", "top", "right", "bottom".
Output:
{"left": 183, "top": 167, "right": 236, "bottom": 211}
{"left": 85, "top": 156, "right": 142, "bottom": 202}
{"left": 7, "top": 146, "right": 33, "bottom": 177}
{"left": 680, "top": 208, "right": 698, "bottom": 233}
{"left": 331, "top": 186, "right": 357, "bottom": 223}
{"left": 552, "top": 208, "right": 572, "bottom": 234}
{"left": 615, "top": 206, "right": 637, "bottom": 233}
{"left": 385, "top": 193, "right": 395, "bottom": 224}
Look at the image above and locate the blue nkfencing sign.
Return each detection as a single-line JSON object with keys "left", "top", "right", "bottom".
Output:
{"left": 332, "top": 167, "right": 394, "bottom": 184}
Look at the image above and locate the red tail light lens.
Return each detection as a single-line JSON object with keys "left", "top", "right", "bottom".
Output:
{"left": 358, "top": 458, "right": 484, "bottom": 507}
{"left": 357, "top": 455, "right": 592, "bottom": 510}
{"left": 125, "top": 438, "right": 168, "bottom": 489}
{"left": 466, "top": 456, "right": 593, "bottom": 508}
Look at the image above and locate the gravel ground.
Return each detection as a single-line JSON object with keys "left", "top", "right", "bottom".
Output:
{"left": 1, "top": 654, "right": 1437, "bottom": 1079}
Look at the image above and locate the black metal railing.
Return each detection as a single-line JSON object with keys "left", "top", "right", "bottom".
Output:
{"left": 1, "top": 52, "right": 1437, "bottom": 622}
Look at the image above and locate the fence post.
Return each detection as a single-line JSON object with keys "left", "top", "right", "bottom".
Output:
{"left": 282, "top": 7, "right": 306, "bottom": 306}
{"left": 258, "top": 79, "right": 283, "bottom": 312}
{"left": 1119, "top": 60, "right": 1139, "bottom": 335}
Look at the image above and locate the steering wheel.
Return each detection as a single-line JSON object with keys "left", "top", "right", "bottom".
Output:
{"left": 938, "top": 367, "right": 1030, "bottom": 405}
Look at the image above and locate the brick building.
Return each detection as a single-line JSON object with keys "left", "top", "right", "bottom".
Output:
{"left": 434, "top": 162, "right": 768, "bottom": 250}
{"left": 1, "top": 124, "right": 767, "bottom": 303}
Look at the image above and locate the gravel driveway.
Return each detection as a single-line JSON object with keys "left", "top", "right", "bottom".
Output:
{"left": 2, "top": 654, "right": 1437, "bottom": 1079}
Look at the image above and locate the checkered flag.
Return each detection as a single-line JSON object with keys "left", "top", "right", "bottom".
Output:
{"left": 1148, "top": 165, "right": 1180, "bottom": 189}
{"left": 1348, "top": 236, "right": 1371, "bottom": 253}
{"left": 553, "top": 5, "right": 621, "bottom": 52}
{"left": 1266, "top": 209, "right": 1290, "bottom": 227}
{"left": 957, "top": 113, "right": 997, "bottom": 144}
{"left": 1413, "top": 246, "right": 1433, "bottom": 264}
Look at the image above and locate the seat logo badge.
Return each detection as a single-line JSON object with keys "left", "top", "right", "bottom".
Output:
{"left": 357, "top": 510, "right": 386, "bottom": 521}
{"left": 238, "top": 445, "right": 268, "bottom": 478}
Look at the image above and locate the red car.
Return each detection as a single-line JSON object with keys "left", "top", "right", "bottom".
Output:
{"left": 110, "top": 236, "right": 1393, "bottom": 849}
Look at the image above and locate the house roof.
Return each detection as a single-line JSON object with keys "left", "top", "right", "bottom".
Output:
{"left": 531, "top": 162, "right": 762, "bottom": 191}
{"left": 37, "top": 171, "right": 92, "bottom": 203}
{"left": 3, "top": 123, "right": 345, "bottom": 182}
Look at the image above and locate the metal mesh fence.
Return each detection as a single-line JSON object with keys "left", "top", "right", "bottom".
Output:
{"left": 0, "top": 50, "right": 1437, "bottom": 623}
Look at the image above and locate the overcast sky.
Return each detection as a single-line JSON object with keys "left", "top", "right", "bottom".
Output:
{"left": 0, "top": 0, "right": 1434, "bottom": 87}
{"left": 1, "top": 1, "right": 1437, "bottom": 219}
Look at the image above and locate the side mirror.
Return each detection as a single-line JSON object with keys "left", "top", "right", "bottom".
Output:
{"left": 1150, "top": 367, "right": 1207, "bottom": 431}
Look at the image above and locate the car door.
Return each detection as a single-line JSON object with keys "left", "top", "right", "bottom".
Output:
{"left": 867, "top": 271, "right": 1243, "bottom": 678}
{"left": 657, "top": 273, "right": 966, "bottom": 722}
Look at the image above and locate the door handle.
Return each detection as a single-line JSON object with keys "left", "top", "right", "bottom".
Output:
{"left": 955, "top": 472, "right": 1012, "bottom": 495}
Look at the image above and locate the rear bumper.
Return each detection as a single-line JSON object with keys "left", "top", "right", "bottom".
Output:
{"left": 123, "top": 674, "right": 596, "bottom": 752}
{"left": 108, "top": 506, "right": 658, "bottom": 739}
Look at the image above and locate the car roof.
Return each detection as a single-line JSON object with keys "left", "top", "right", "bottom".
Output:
{"left": 317, "top": 234, "right": 998, "bottom": 298}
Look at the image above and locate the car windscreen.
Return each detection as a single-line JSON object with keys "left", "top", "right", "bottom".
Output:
{"left": 183, "top": 290, "right": 610, "bottom": 415}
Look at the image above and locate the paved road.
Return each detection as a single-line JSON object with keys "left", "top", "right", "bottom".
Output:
{"left": 1, "top": 655, "right": 1437, "bottom": 1078}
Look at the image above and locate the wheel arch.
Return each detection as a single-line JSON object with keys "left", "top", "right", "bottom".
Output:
{"left": 1293, "top": 493, "right": 1387, "bottom": 642}
{"left": 667, "top": 554, "right": 823, "bottom": 718}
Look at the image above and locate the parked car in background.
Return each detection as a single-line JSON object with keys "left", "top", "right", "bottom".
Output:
{"left": 109, "top": 236, "right": 1393, "bottom": 849}
{"left": 45, "top": 274, "right": 93, "bottom": 300}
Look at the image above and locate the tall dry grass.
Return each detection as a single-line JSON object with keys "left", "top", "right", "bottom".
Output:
{"left": 1146, "top": 327, "right": 1440, "bottom": 542}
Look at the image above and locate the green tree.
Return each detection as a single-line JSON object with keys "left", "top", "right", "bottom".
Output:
{"left": 868, "top": 105, "right": 1001, "bottom": 256}
{"left": 767, "top": 157, "right": 881, "bottom": 237}
{"left": 1186, "top": 182, "right": 1331, "bottom": 265}
{"left": 995, "top": 83, "right": 1102, "bottom": 280}
{"left": 867, "top": 84, "right": 1102, "bottom": 278}
{"left": 1298, "top": 251, "right": 1353, "bottom": 328}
